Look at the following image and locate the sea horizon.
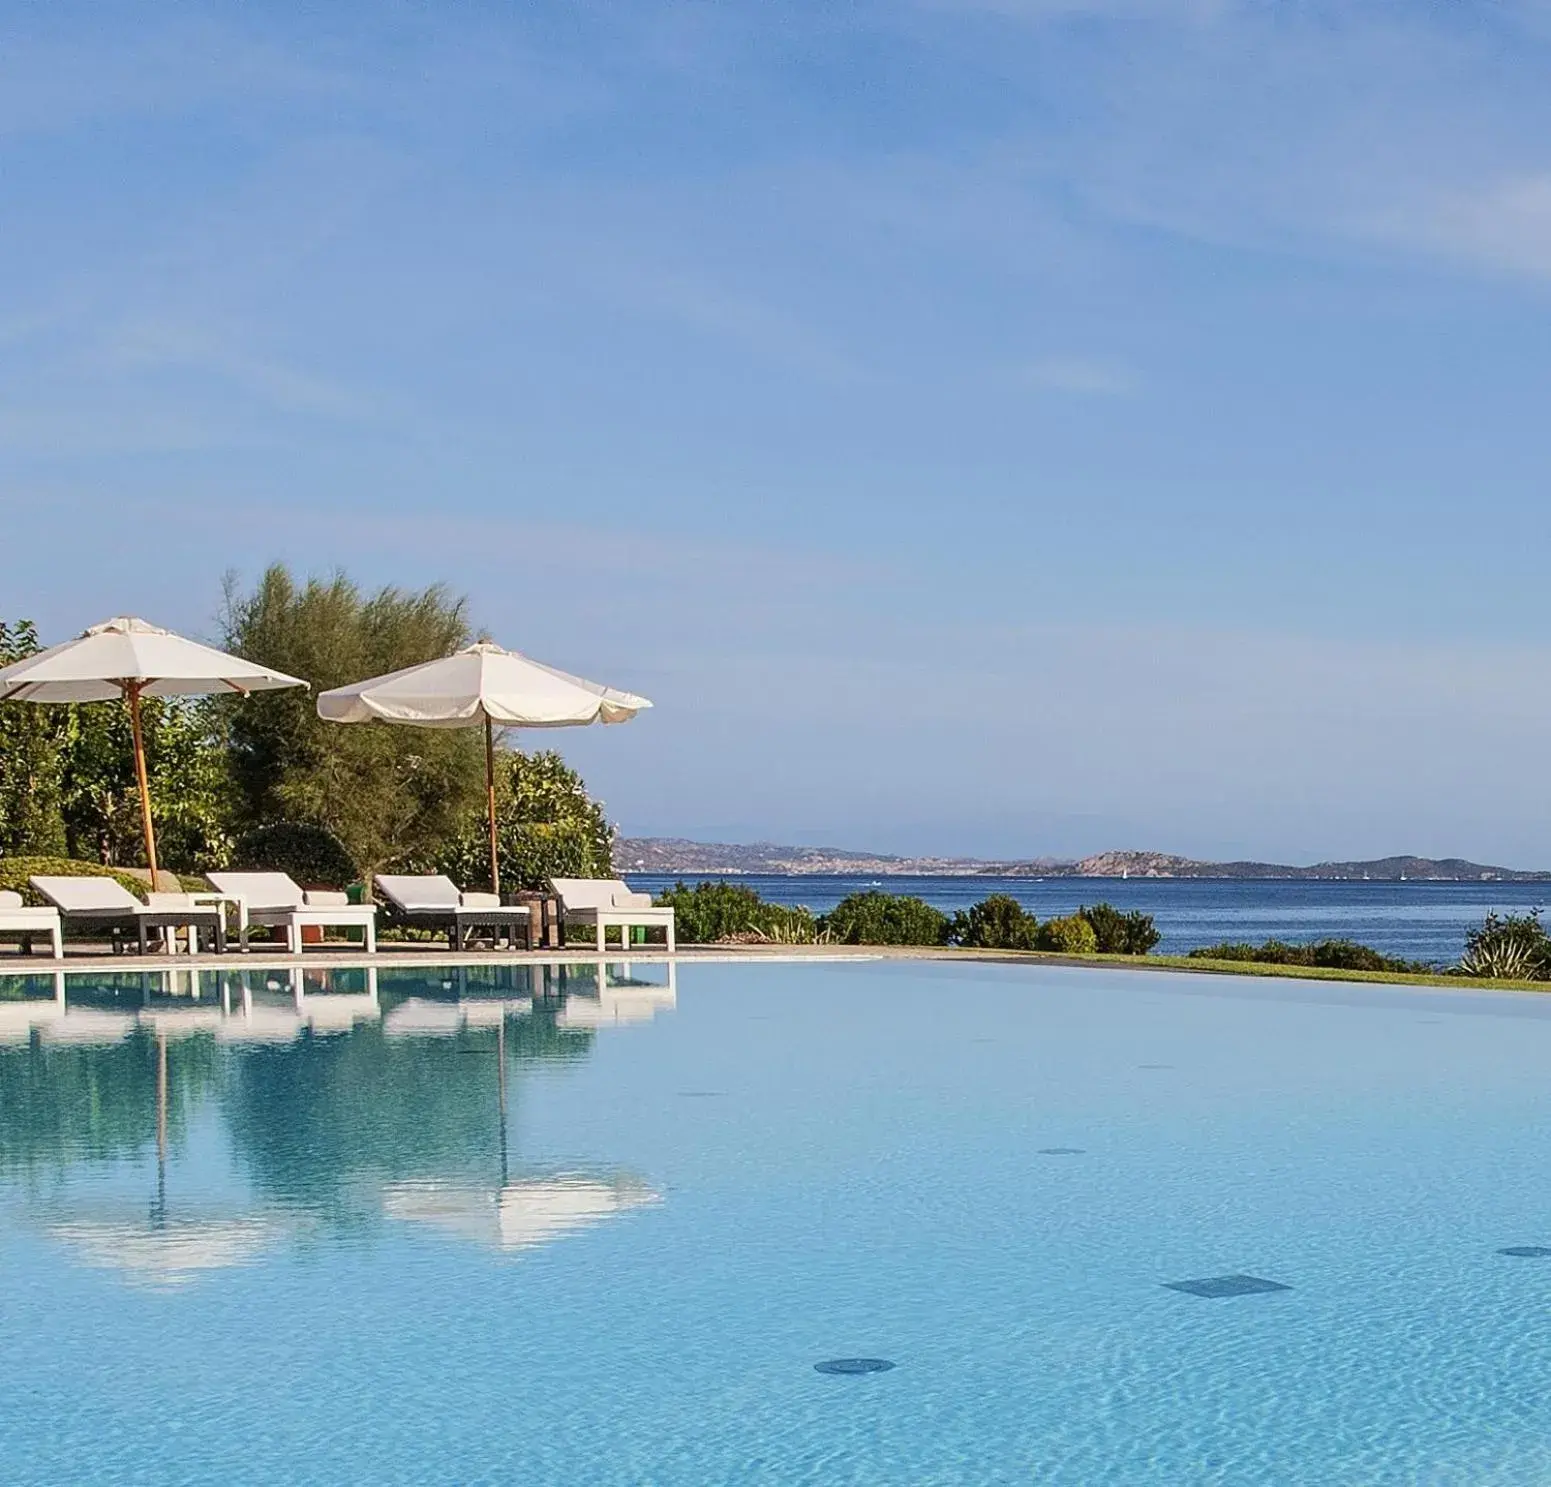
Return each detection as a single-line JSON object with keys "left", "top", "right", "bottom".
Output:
{"left": 621, "top": 872, "right": 1548, "bottom": 965}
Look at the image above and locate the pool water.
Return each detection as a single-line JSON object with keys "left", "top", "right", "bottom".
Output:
{"left": 4, "top": 958, "right": 1551, "bottom": 1484}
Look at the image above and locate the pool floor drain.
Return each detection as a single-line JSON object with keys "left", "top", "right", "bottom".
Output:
{"left": 1499, "top": 1246, "right": 1551, "bottom": 1258}
{"left": 1037, "top": 1147, "right": 1085, "bottom": 1155}
{"left": 814, "top": 1358, "right": 895, "bottom": 1375}
{"left": 1164, "top": 1274, "right": 1291, "bottom": 1298}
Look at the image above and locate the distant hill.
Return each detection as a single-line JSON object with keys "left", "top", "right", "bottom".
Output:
{"left": 612, "top": 837, "right": 1057, "bottom": 876}
{"left": 1068, "top": 850, "right": 1550, "bottom": 881}
{"left": 616, "top": 838, "right": 1551, "bottom": 881}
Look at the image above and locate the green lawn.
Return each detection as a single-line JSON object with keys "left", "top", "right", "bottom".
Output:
{"left": 951, "top": 945, "right": 1547, "bottom": 993}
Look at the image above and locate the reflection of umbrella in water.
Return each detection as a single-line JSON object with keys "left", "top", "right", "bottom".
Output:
{"left": 47, "top": 1213, "right": 290, "bottom": 1290}
{"left": 382, "top": 1007, "right": 660, "bottom": 1252}
{"left": 381, "top": 1173, "right": 661, "bottom": 1252}
{"left": 39, "top": 1030, "right": 291, "bottom": 1288}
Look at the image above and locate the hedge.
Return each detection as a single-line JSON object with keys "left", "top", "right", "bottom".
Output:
{"left": 0, "top": 857, "right": 206, "bottom": 904}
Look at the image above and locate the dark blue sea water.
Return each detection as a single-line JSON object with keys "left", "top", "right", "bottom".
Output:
{"left": 623, "top": 874, "right": 1551, "bottom": 965}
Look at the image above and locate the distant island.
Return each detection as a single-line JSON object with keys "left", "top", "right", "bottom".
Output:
{"left": 616, "top": 838, "right": 1551, "bottom": 882}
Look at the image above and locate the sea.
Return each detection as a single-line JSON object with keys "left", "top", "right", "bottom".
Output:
{"left": 621, "top": 874, "right": 1551, "bottom": 967}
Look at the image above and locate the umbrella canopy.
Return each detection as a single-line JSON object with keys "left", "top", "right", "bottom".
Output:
{"left": 0, "top": 615, "right": 305, "bottom": 702}
{"left": 0, "top": 616, "right": 306, "bottom": 877}
{"left": 316, "top": 642, "right": 650, "bottom": 894}
{"left": 316, "top": 641, "right": 650, "bottom": 729}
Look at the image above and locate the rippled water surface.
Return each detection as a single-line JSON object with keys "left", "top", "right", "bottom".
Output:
{"left": 4, "top": 958, "right": 1551, "bottom": 1484}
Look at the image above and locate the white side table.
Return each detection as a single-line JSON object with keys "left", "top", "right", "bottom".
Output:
{"left": 185, "top": 892, "right": 249, "bottom": 951}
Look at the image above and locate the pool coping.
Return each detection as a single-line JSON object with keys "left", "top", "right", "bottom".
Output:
{"left": 2, "top": 941, "right": 1544, "bottom": 995}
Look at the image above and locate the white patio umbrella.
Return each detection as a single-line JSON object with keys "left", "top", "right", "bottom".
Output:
{"left": 0, "top": 616, "right": 306, "bottom": 879}
{"left": 316, "top": 642, "right": 651, "bottom": 895}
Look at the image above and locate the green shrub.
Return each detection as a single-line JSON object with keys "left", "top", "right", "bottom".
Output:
{"left": 820, "top": 891, "right": 950, "bottom": 947}
{"left": 652, "top": 880, "right": 818, "bottom": 944}
{"left": 1080, "top": 902, "right": 1160, "bottom": 955}
{"left": 1036, "top": 914, "right": 1099, "bottom": 954}
{"left": 952, "top": 894, "right": 1038, "bottom": 950}
{"left": 1186, "top": 941, "right": 1262, "bottom": 962}
{"left": 0, "top": 856, "right": 152, "bottom": 905}
{"left": 232, "top": 822, "right": 358, "bottom": 889}
{"left": 1187, "top": 937, "right": 1427, "bottom": 975}
{"left": 1305, "top": 939, "right": 1409, "bottom": 973}
{"left": 1460, "top": 910, "right": 1551, "bottom": 980}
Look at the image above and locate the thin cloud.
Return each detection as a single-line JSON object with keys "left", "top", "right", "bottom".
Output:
{"left": 597, "top": 267, "right": 863, "bottom": 384}
{"left": 1023, "top": 356, "right": 1135, "bottom": 395}
{"left": 1375, "top": 173, "right": 1551, "bottom": 282}
{"left": 91, "top": 320, "right": 381, "bottom": 422}
{"left": 898, "top": 4, "right": 1551, "bottom": 289}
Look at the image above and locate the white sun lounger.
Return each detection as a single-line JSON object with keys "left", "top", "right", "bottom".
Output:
{"left": 375, "top": 875, "right": 530, "bottom": 951}
{"left": 0, "top": 890, "right": 63, "bottom": 959}
{"left": 29, "top": 876, "right": 226, "bottom": 954}
{"left": 549, "top": 878, "right": 675, "bottom": 953}
{"left": 207, "top": 872, "right": 376, "bottom": 954}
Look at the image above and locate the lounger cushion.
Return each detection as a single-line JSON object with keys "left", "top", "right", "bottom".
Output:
{"left": 0, "top": 891, "right": 20, "bottom": 910}
{"left": 30, "top": 876, "right": 142, "bottom": 912}
{"left": 304, "top": 890, "right": 350, "bottom": 908}
{"left": 0, "top": 902, "right": 57, "bottom": 924}
{"left": 207, "top": 872, "right": 306, "bottom": 911}
{"left": 551, "top": 878, "right": 634, "bottom": 912}
{"left": 550, "top": 879, "right": 662, "bottom": 915}
{"left": 459, "top": 891, "right": 502, "bottom": 909}
{"left": 376, "top": 875, "right": 462, "bottom": 912}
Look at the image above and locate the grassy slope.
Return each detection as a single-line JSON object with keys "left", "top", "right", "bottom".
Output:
{"left": 691, "top": 942, "right": 1545, "bottom": 993}
{"left": 957, "top": 946, "right": 1548, "bottom": 994}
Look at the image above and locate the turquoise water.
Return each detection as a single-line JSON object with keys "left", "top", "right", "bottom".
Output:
{"left": 4, "top": 958, "right": 1551, "bottom": 1483}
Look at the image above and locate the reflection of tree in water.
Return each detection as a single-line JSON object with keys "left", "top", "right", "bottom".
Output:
{"left": 222, "top": 1005, "right": 595, "bottom": 1228}
{"left": 0, "top": 1032, "right": 218, "bottom": 1178}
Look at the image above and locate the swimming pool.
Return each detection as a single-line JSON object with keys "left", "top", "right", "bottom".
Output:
{"left": 3, "top": 957, "right": 1551, "bottom": 1484}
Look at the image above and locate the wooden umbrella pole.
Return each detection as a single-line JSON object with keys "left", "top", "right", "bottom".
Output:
{"left": 126, "top": 681, "right": 160, "bottom": 881}
{"left": 485, "top": 712, "right": 500, "bottom": 898}
{"left": 155, "top": 1030, "right": 169, "bottom": 1223}
{"left": 156, "top": 1030, "right": 168, "bottom": 1165}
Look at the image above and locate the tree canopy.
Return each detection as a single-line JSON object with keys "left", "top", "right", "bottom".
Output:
{"left": 433, "top": 749, "right": 616, "bottom": 892}
{"left": 0, "top": 565, "right": 619, "bottom": 883}
{"left": 0, "top": 619, "right": 67, "bottom": 858}
{"left": 222, "top": 565, "right": 486, "bottom": 879}
{"left": 0, "top": 619, "right": 233, "bottom": 867}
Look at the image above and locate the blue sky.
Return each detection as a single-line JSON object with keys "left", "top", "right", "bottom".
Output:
{"left": 6, "top": 0, "right": 1551, "bottom": 863}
